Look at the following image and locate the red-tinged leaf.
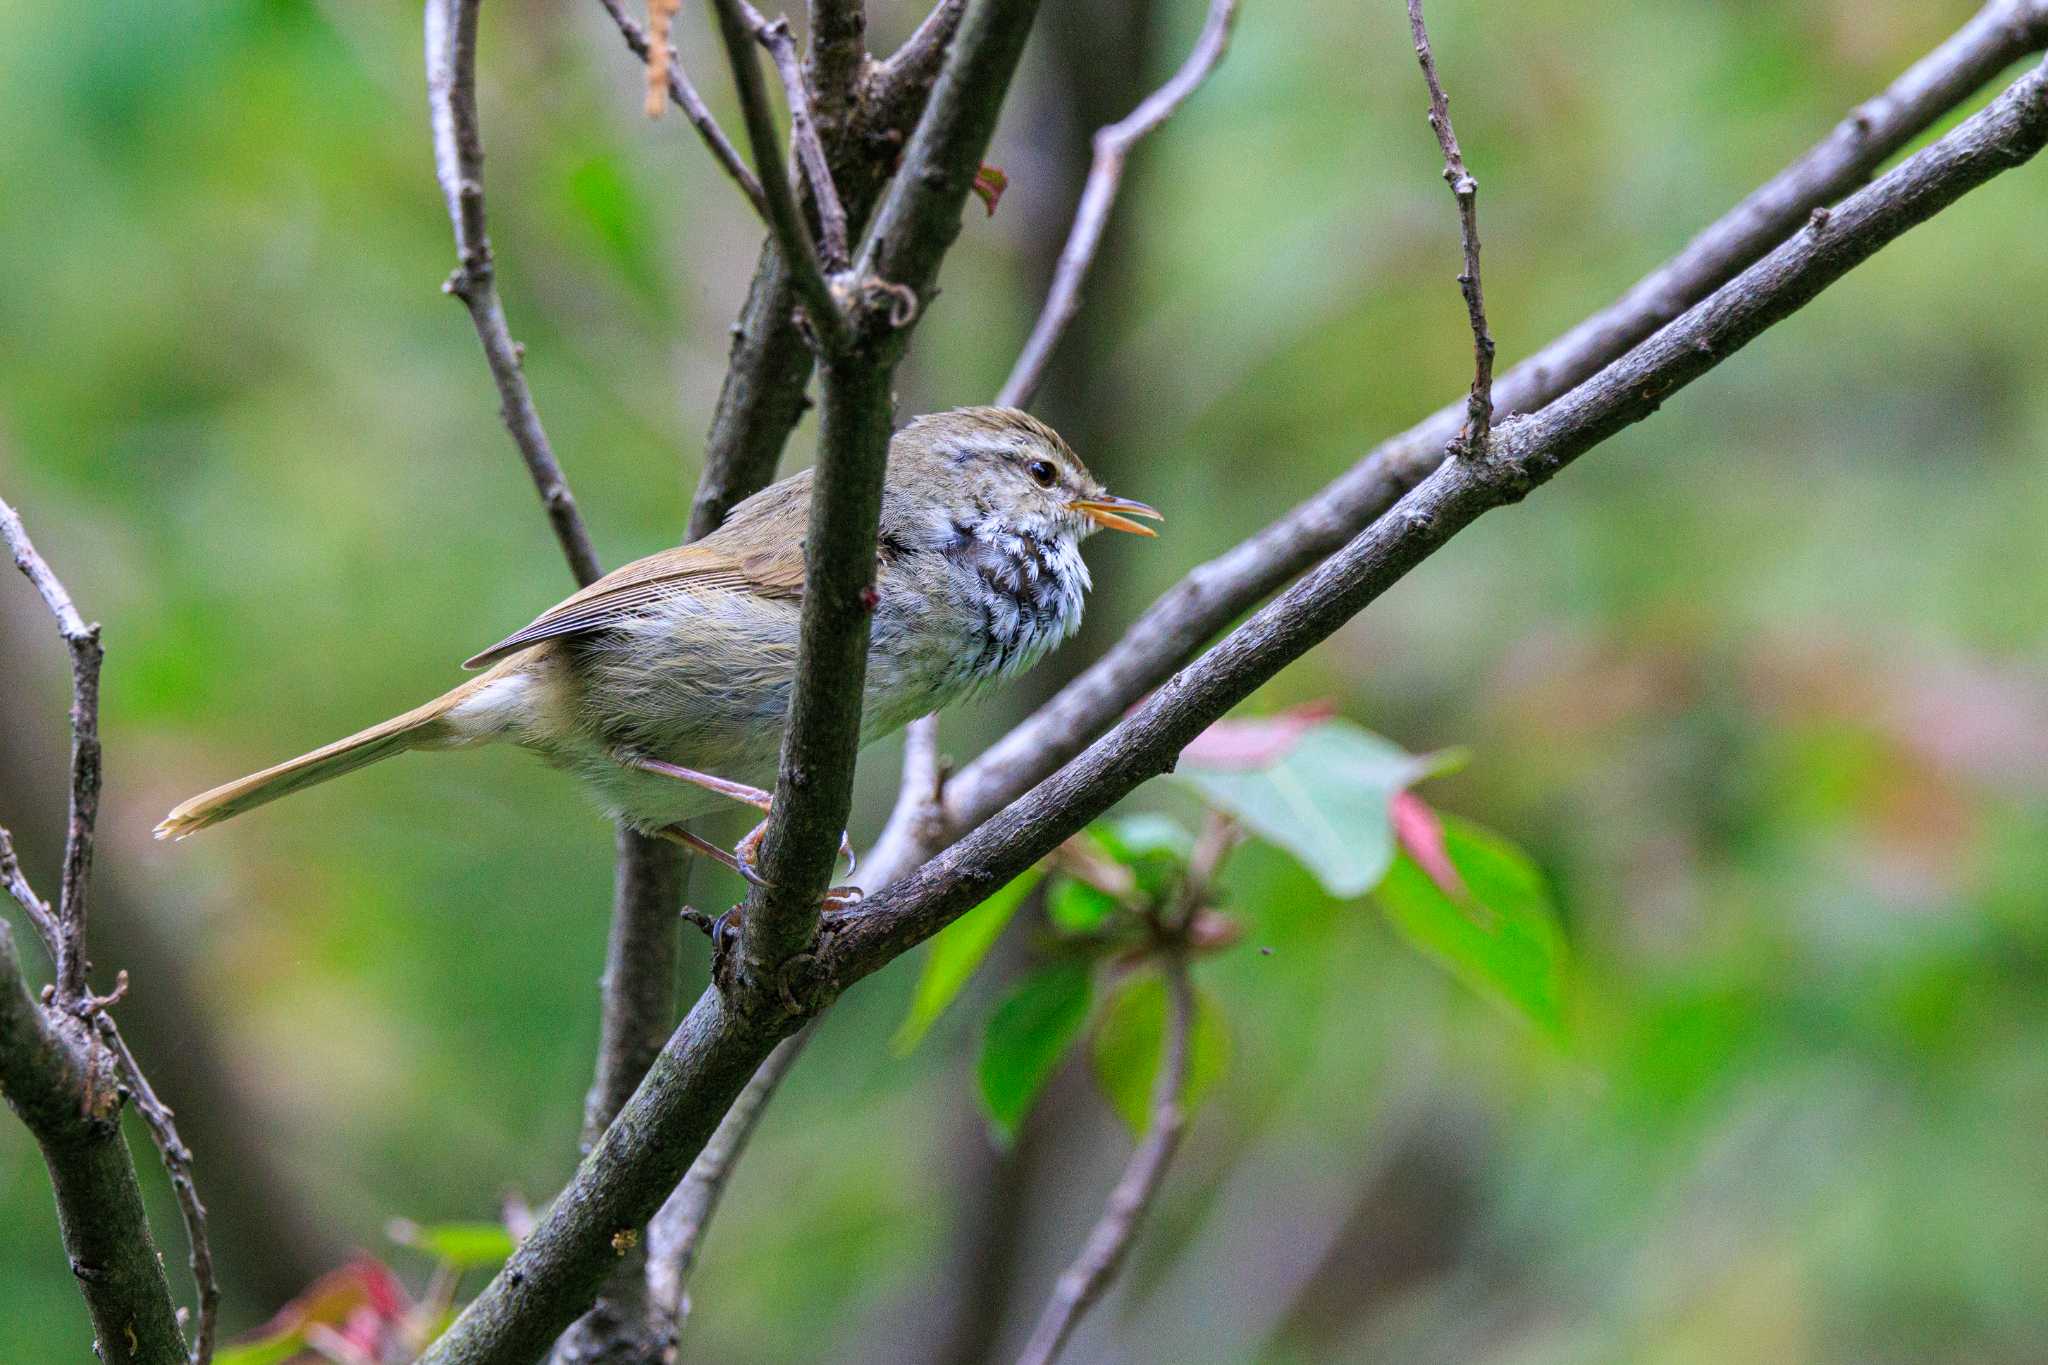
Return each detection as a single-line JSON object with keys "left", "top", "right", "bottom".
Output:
{"left": 971, "top": 163, "right": 1009, "bottom": 216}
{"left": 1179, "top": 700, "right": 1339, "bottom": 771}
{"left": 222, "top": 1258, "right": 412, "bottom": 1365}
{"left": 1391, "top": 790, "right": 1466, "bottom": 902}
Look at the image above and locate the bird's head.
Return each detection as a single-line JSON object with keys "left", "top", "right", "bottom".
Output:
{"left": 889, "top": 407, "right": 1163, "bottom": 546}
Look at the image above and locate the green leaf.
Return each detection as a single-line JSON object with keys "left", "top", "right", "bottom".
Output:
{"left": 977, "top": 959, "right": 1094, "bottom": 1140}
{"left": 892, "top": 867, "right": 1046, "bottom": 1054}
{"left": 1047, "top": 876, "right": 1120, "bottom": 935}
{"left": 1375, "top": 815, "right": 1568, "bottom": 1035}
{"left": 387, "top": 1218, "right": 517, "bottom": 1271}
{"left": 1176, "top": 719, "right": 1455, "bottom": 897}
{"left": 1089, "top": 972, "right": 1230, "bottom": 1136}
{"left": 1094, "top": 813, "right": 1195, "bottom": 899}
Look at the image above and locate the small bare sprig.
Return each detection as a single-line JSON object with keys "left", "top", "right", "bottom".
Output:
{"left": 1406, "top": 0, "right": 1495, "bottom": 457}
{"left": 596, "top": 0, "right": 770, "bottom": 219}
{"left": 998, "top": 0, "right": 1241, "bottom": 409}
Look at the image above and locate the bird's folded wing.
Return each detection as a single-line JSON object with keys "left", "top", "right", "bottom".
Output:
{"left": 461, "top": 541, "right": 806, "bottom": 670}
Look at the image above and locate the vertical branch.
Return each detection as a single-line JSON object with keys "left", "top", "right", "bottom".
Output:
{"left": 736, "top": 0, "right": 1046, "bottom": 979}
{"left": 998, "top": 0, "right": 1241, "bottom": 410}
{"left": 1405, "top": 0, "right": 1495, "bottom": 455}
{"left": 1014, "top": 955, "right": 1194, "bottom": 1365}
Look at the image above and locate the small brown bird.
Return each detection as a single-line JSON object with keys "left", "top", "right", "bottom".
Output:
{"left": 155, "top": 407, "right": 1160, "bottom": 876}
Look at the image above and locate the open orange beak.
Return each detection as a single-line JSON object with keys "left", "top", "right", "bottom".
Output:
{"left": 1071, "top": 494, "right": 1164, "bottom": 537}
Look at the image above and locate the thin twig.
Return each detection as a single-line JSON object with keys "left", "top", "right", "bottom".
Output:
{"left": 858, "top": 0, "right": 2048, "bottom": 896}
{"left": 645, "top": 1025, "right": 814, "bottom": 1329}
{"left": 426, "top": 0, "right": 605, "bottom": 588}
{"left": 748, "top": 7, "right": 853, "bottom": 269}
{"left": 0, "top": 495, "right": 102, "bottom": 1007}
{"left": 1015, "top": 955, "right": 1194, "bottom": 1365}
{"left": 0, "top": 825, "right": 61, "bottom": 963}
{"left": 998, "top": 0, "right": 1240, "bottom": 409}
{"left": 596, "top": 0, "right": 771, "bottom": 220}
{"left": 98, "top": 1014, "right": 220, "bottom": 1365}
{"left": 1406, "top": 0, "right": 1494, "bottom": 456}
{"left": 708, "top": 0, "right": 853, "bottom": 352}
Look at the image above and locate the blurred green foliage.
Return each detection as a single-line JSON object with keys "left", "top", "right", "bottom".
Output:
{"left": 3, "top": 0, "right": 2046, "bottom": 1360}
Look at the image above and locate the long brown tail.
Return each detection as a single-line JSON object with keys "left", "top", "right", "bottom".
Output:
{"left": 155, "top": 677, "right": 491, "bottom": 840}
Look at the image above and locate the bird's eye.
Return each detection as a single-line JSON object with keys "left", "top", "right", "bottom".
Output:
{"left": 1025, "top": 459, "right": 1057, "bottom": 487}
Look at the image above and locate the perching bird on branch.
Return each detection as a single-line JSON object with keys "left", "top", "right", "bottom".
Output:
{"left": 155, "top": 407, "right": 1160, "bottom": 881}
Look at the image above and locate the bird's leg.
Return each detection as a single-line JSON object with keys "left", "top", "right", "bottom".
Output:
{"left": 654, "top": 824, "right": 772, "bottom": 887}
{"left": 615, "top": 751, "right": 773, "bottom": 811}
{"left": 616, "top": 749, "right": 856, "bottom": 874}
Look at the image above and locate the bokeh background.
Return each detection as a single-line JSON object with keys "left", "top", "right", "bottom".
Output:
{"left": 4, "top": 0, "right": 2047, "bottom": 1360}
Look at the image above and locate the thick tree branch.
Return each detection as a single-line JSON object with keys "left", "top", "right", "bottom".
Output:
{"left": 829, "top": 53, "right": 2048, "bottom": 980}
{"left": 595, "top": 0, "right": 771, "bottom": 221}
{"left": 96, "top": 1015, "right": 219, "bottom": 1365}
{"left": 997, "top": 0, "right": 1240, "bottom": 409}
{"left": 861, "top": 0, "right": 2048, "bottom": 893}
{"left": 1405, "top": 0, "right": 1494, "bottom": 456}
{"left": 736, "top": 0, "right": 1045, "bottom": 981}
{"left": 806, "top": 0, "right": 868, "bottom": 134}
{"left": 1015, "top": 955, "right": 1192, "bottom": 1365}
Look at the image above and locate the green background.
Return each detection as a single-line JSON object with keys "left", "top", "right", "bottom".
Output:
{"left": 3, "top": 0, "right": 2045, "bottom": 1360}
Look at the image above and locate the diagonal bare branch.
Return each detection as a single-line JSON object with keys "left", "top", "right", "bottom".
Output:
{"left": 1406, "top": 0, "right": 1494, "bottom": 456}
{"left": 861, "top": 0, "right": 2048, "bottom": 897}
{"left": 749, "top": 8, "right": 853, "bottom": 269}
{"left": 596, "top": 0, "right": 771, "bottom": 220}
{"left": 998, "top": 0, "right": 1241, "bottom": 409}
{"left": 830, "top": 53, "right": 2048, "bottom": 981}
